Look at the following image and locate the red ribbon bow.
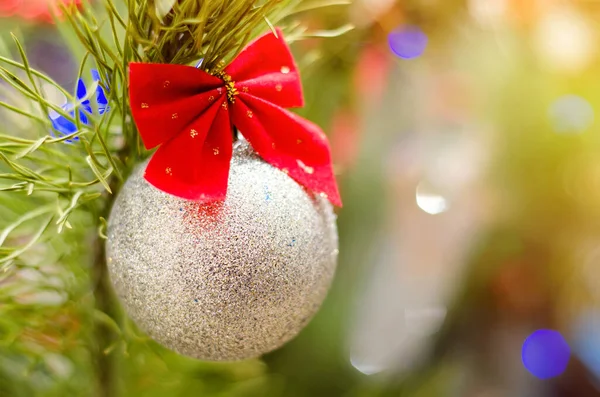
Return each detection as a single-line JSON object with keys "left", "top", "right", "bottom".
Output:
{"left": 129, "top": 29, "right": 341, "bottom": 207}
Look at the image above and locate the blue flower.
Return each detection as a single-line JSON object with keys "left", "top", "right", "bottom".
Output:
{"left": 92, "top": 69, "right": 110, "bottom": 115}
{"left": 49, "top": 70, "right": 109, "bottom": 141}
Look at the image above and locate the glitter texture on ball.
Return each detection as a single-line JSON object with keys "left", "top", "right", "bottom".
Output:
{"left": 106, "top": 141, "right": 338, "bottom": 361}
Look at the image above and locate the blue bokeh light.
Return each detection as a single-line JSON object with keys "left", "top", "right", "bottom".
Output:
{"left": 388, "top": 26, "right": 428, "bottom": 59}
{"left": 572, "top": 311, "right": 600, "bottom": 380}
{"left": 522, "top": 329, "right": 570, "bottom": 379}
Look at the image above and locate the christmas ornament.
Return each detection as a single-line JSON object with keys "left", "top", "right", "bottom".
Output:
{"left": 129, "top": 28, "right": 342, "bottom": 207}
{"left": 109, "top": 27, "right": 342, "bottom": 361}
{"left": 106, "top": 141, "right": 339, "bottom": 361}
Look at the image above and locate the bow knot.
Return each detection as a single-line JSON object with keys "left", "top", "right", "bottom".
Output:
{"left": 129, "top": 29, "right": 342, "bottom": 207}
{"left": 214, "top": 71, "right": 239, "bottom": 103}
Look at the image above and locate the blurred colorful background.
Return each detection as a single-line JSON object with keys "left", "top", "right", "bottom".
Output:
{"left": 3, "top": 0, "right": 600, "bottom": 396}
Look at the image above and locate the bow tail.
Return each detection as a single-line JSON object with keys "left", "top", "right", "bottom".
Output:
{"left": 145, "top": 101, "right": 233, "bottom": 201}
{"left": 232, "top": 95, "right": 342, "bottom": 207}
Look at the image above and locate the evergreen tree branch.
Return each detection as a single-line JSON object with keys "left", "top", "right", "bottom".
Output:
{"left": 0, "top": 0, "right": 352, "bottom": 394}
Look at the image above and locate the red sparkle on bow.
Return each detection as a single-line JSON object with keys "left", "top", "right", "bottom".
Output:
{"left": 129, "top": 29, "right": 341, "bottom": 207}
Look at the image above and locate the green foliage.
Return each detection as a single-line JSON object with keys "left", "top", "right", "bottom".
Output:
{"left": 0, "top": 0, "right": 351, "bottom": 290}
{"left": 0, "top": 1, "right": 352, "bottom": 396}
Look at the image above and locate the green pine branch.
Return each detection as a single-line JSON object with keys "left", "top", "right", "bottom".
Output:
{"left": 0, "top": 1, "right": 351, "bottom": 394}
{"left": 0, "top": 0, "right": 352, "bottom": 268}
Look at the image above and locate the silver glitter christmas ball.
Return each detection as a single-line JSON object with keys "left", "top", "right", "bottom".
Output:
{"left": 106, "top": 141, "right": 338, "bottom": 361}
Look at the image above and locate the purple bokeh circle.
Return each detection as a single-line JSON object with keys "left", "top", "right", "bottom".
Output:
{"left": 388, "top": 26, "right": 428, "bottom": 59}
{"left": 522, "top": 329, "right": 570, "bottom": 379}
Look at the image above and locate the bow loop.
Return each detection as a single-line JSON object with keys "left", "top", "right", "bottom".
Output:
{"left": 231, "top": 94, "right": 341, "bottom": 207}
{"left": 130, "top": 63, "right": 224, "bottom": 149}
{"left": 225, "top": 28, "right": 303, "bottom": 108}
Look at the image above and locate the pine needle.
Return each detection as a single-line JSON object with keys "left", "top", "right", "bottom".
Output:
{"left": 0, "top": 1, "right": 351, "bottom": 374}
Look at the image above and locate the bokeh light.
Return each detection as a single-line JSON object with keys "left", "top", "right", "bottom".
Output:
{"left": 522, "top": 329, "right": 570, "bottom": 379}
{"left": 572, "top": 312, "right": 600, "bottom": 380}
{"left": 350, "top": 357, "right": 385, "bottom": 376}
{"left": 0, "top": 0, "right": 83, "bottom": 23}
{"left": 416, "top": 182, "right": 449, "bottom": 215}
{"left": 388, "top": 26, "right": 427, "bottom": 59}
{"left": 533, "top": 7, "right": 596, "bottom": 72}
{"left": 404, "top": 307, "right": 447, "bottom": 336}
{"left": 548, "top": 95, "right": 594, "bottom": 134}
{"left": 468, "top": 0, "right": 506, "bottom": 26}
